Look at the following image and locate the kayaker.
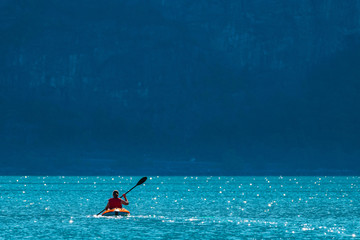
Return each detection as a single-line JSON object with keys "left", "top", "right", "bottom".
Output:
{"left": 105, "top": 190, "right": 129, "bottom": 210}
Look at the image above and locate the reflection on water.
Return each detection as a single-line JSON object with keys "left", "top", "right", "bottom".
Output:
{"left": 0, "top": 176, "right": 359, "bottom": 238}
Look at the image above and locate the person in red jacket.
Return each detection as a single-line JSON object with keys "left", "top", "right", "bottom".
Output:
{"left": 105, "top": 190, "right": 129, "bottom": 210}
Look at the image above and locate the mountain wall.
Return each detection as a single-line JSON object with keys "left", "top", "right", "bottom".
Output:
{"left": 1, "top": 0, "right": 360, "bottom": 174}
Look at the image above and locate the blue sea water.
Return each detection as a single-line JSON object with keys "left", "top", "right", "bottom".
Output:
{"left": 0, "top": 176, "right": 359, "bottom": 239}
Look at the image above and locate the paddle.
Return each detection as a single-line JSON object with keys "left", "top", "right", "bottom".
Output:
{"left": 96, "top": 177, "right": 147, "bottom": 215}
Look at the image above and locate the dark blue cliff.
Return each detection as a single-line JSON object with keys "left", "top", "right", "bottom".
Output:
{"left": 1, "top": 0, "right": 360, "bottom": 175}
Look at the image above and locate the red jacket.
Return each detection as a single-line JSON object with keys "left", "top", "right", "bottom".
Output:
{"left": 108, "top": 198, "right": 123, "bottom": 209}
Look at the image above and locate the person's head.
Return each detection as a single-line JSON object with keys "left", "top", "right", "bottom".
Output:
{"left": 113, "top": 190, "right": 119, "bottom": 198}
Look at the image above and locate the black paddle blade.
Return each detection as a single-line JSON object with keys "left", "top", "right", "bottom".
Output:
{"left": 137, "top": 177, "right": 147, "bottom": 186}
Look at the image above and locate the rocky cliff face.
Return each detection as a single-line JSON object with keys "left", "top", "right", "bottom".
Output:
{"left": 1, "top": 0, "right": 360, "bottom": 174}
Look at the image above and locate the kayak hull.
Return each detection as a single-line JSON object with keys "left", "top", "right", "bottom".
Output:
{"left": 102, "top": 208, "right": 130, "bottom": 217}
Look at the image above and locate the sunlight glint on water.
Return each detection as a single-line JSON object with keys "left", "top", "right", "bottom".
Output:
{"left": 0, "top": 176, "right": 359, "bottom": 239}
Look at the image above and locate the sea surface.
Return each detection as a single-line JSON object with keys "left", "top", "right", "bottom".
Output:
{"left": 0, "top": 176, "right": 359, "bottom": 239}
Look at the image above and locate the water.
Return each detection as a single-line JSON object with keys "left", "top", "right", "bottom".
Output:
{"left": 0, "top": 176, "right": 359, "bottom": 239}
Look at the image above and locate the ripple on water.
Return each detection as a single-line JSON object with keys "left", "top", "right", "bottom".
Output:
{"left": 0, "top": 176, "right": 359, "bottom": 238}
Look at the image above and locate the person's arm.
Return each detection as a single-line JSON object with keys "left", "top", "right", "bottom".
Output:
{"left": 121, "top": 194, "right": 129, "bottom": 205}
{"left": 105, "top": 202, "right": 110, "bottom": 210}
